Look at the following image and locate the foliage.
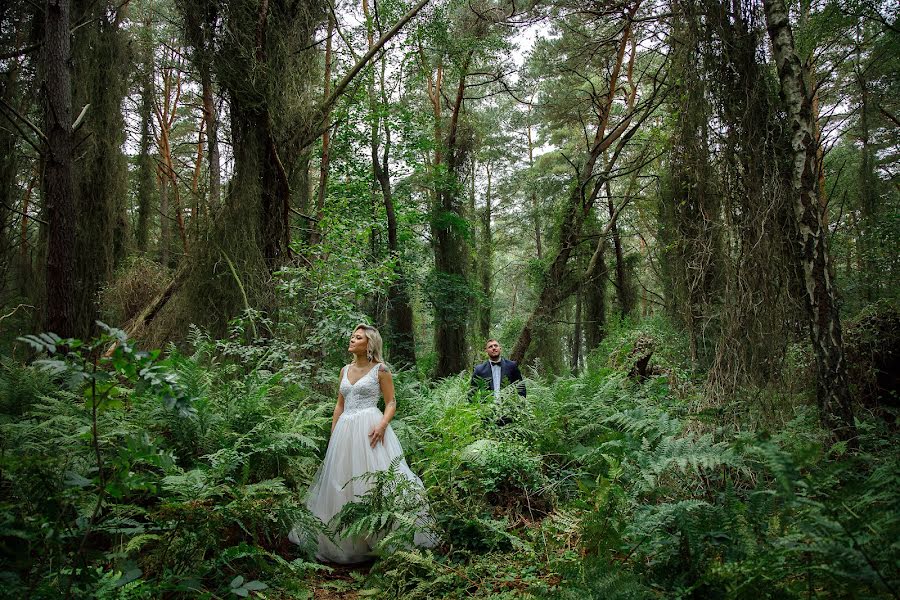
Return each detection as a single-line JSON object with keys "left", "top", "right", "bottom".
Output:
{"left": 0, "top": 324, "right": 325, "bottom": 598}
{"left": 2, "top": 318, "right": 899, "bottom": 597}
{"left": 327, "top": 319, "right": 900, "bottom": 599}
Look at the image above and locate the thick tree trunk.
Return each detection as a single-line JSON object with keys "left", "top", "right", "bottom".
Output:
{"left": 571, "top": 288, "right": 583, "bottom": 373}
{"left": 70, "top": 0, "right": 129, "bottom": 337}
{"left": 43, "top": 0, "right": 76, "bottom": 337}
{"left": 584, "top": 236, "right": 608, "bottom": 351}
{"left": 763, "top": 0, "right": 856, "bottom": 442}
{"left": 420, "top": 48, "right": 474, "bottom": 378}
{"left": 606, "top": 177, "right": 632, "bottom": 318}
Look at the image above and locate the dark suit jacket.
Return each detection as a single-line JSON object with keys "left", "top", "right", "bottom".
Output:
{"left": 470, "top": 358, "right": 526, "bottom": 397}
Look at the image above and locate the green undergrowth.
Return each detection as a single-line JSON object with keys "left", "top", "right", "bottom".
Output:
{"left": 1, "top": 319, "right": 897, "bottom": 598}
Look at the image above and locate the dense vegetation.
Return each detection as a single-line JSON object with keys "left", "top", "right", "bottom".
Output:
{"left": 2, "top": 318, "right": 898, "bottom": 598}
{"left": 0, "top": 0, "right": 898, "bottom": 597}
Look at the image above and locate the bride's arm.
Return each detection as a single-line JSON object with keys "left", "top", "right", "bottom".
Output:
{"left": 331, "top": 367, "right": 345, "bottom": 433}
{"left": 369, "top": 366, "right": 396, "bottom": 447}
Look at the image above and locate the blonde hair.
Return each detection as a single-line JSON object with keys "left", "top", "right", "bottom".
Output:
{"left": 354, "top": 324, "right": 384, "bottom": 363}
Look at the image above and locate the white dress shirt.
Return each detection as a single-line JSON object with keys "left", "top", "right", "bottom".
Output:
{"left": 490, "top": 361, "right": 502, "bottom": 399}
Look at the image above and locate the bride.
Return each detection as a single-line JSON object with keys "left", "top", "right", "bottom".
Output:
{"left": 290, "top": 324, "right": 435, "bottom": 563}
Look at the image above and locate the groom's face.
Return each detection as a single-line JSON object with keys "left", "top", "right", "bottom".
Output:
{"left": 486, "top": 340, "right": 501, "bottom": 361}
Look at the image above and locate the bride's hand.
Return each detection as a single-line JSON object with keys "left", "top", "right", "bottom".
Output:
{"left": 368, "top": 424, "right": 386, "bottom": 448}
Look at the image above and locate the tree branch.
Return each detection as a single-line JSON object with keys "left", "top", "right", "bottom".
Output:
{"left": 306, "top": 0, "right": 431, "bottom": 148}
{"left": 0, "top": 96, "right": 47, "bottom": 144}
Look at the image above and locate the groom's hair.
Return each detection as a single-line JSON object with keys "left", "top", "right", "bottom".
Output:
{"left": 485, "top": 339, "right": 499, "bottom": 348}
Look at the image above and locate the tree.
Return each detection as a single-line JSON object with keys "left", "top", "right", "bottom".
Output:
{"left": 42, "top": 0, "right": 76, "bottom": 337}
{"left": 763, "top": 0, "right": 856, "bottom": 442}
{"left": 362, "top": 0, "right": 417, "bottom": 367}
{"left": 70, "top": 0, "right": 130, "bottom": 338}
{"left": 414, "top": 1, "right": 511, "bottom": 376}
{"left": 510, "top": 0, "right": 661, "bottom": 363}
{"left": 131, "top": 0, "right": 431, "bottom": 343}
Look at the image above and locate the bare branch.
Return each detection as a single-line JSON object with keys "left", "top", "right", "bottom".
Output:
{"left": 0, "top": 96, "right": 47, "bottom": 144}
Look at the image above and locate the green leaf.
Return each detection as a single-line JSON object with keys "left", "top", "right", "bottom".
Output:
{"left": 64, "top": 471, "right": 93, "bottom": 488}
{"left": 243, "top": 580, "right": 268, "bottom": 591}
{"left": 230, "top": 575, "right": 244, "bottom": 588}
{"left": 113, "top": 567, "right": 142, "bottom": 588}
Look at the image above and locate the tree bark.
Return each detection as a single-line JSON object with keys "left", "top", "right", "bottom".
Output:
{"left": 43, "top": 0, "right": 76, "bottom": 337}
{"left": 584, "top": 234, "right": 608, "bottom": 350}
{"left": 571, "top": 287, "right": 583, "bottom": 373}
{"left": 158, "top": 169, "right": 170, "bottom": 267}
{"left": 201, "top": 62, "right": 221, "bottom": 210}
{"left": 363, "top": 0, "right": 416, "bottom": 367}
{"left": 418, "top": 44, "right": 474, "bottom": 378}
{"left": 309, "top": 16, "right": 333, "bottom": 248}
{"left": 135, "top": 54, "right": 155, "bottom": 253}
{"left": 526, "top": 107, "right": 542, "bottom": 260}
{"left": 763, "top": 0, "right": 856, "bottom": 442}
{"left": 607, "top": 177, "right": 631, "bottom": 318}
{"left": 479, "top": 163, "right": 493, "bottom": 341}
{"left": 69, "top": 0, "right": 130, "bottom": 337}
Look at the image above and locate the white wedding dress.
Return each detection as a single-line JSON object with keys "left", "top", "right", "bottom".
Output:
{"left": 291, "top": 363, "right": 435, "bottom": 563}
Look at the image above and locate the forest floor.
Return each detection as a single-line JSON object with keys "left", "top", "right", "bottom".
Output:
{"left": 308, "top": 562, "right": 370, "bottom": 599}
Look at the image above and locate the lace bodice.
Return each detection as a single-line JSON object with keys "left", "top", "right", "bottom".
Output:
{"left": 340, "top": 363, "right": 383, "bottom": 415}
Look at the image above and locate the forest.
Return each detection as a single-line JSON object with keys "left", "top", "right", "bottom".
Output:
{"left": 0, "top": 0, "right": 898, "bottom": 597}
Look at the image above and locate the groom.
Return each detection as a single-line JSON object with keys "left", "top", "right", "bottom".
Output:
{"left": 469, "top": 339, "right": 526, "bottom": 399}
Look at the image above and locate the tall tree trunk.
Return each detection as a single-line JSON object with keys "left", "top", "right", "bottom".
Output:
{"left": 660, "top": 1, "right": 720, "bottom": 365}
{"left": 181, "top": 0, "right": 222, "bottom": 212}
{"left": 584, "top": 233, "right": 608, "bottom": 350}
{"left": 419, "top": 45, "right": 475, "bottom": 377}
{"left": 200, "top": 61, "right": 221, "bottom": 210}
{"left": 0, "top": 63, "right": 20, "bottom": 301}
{"left": 606, "top": 176, "right": 632, "bottom": 318}
{"left": 763, "top": 0, "right": 856, "bottom": 442}
{"left": 479, "top": 163, "right": 493, "bottom": 341}
{"left": 43, "top": 0, "right": 76, "bottom": 337}
{"left": 309, "top": 16, "right": 333, "bottom": 248}
{"left": 158, "top": 170, "right": 171, "bottom": 267}
{"left": 363, "top": 0, "right": 416, "bottom": 367}
{"left": 70, "top": 0, "right": 129, "bottom": 337}
{"left": 136, "top": 56, "right": 155, "bottom": 253}
{"left": 526, "top": 107, "right": 542, "bottom": 260}
{"left": 571, "top": 287, "right": 583, "bottom": 373}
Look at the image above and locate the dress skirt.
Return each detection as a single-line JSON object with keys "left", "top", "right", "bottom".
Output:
{"left": 291, "top": 406, "right": 435, "bottom": 563}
